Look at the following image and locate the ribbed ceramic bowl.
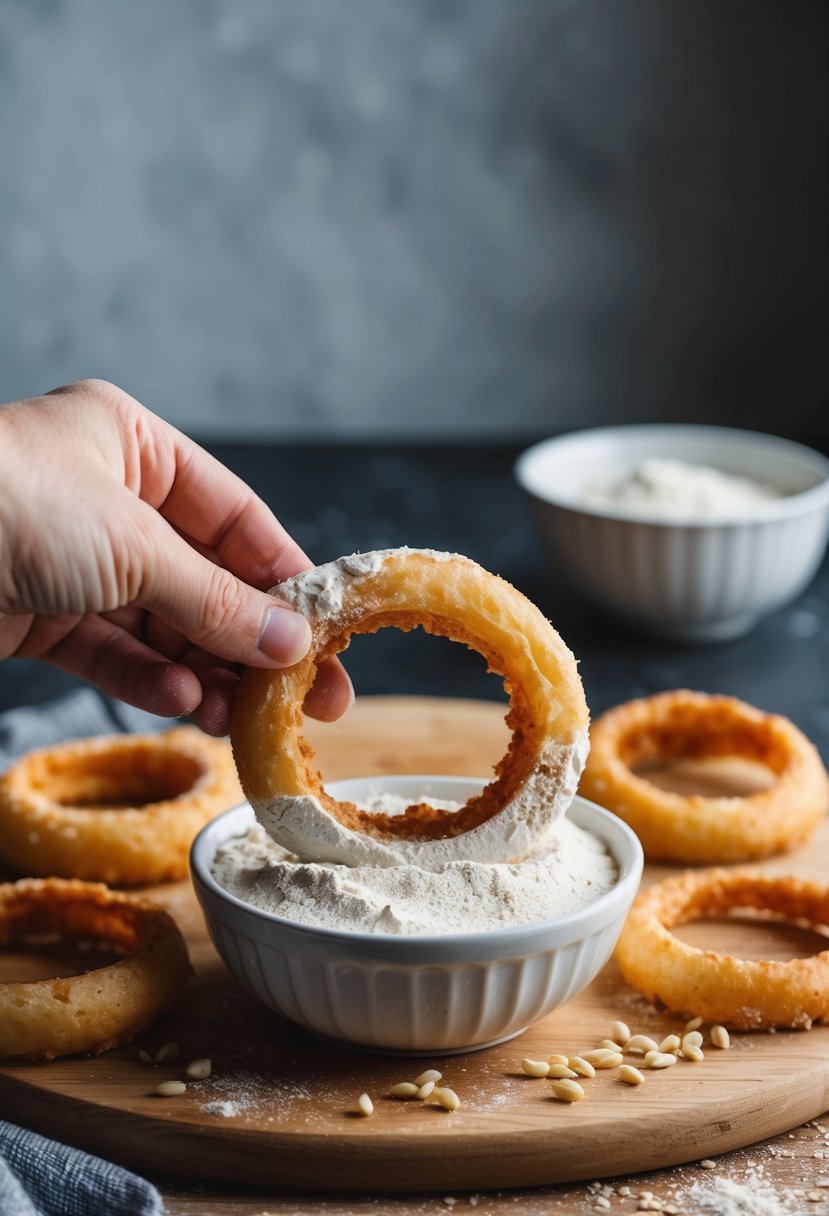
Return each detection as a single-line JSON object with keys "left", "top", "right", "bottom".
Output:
{"left": 516, "top": 424, "right": 829, "bottom": 642}
{"left": 190, "top": 775, "right": 643, "bottom": 1056}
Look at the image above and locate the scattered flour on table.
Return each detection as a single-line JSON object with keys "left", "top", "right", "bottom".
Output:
{"left": 197, "top": 1072, "right": 317, "bottom": 1122}
{"left": 201, "top": 1100, "right": 241, "bottom": 1118}
{"left": 212, "top": 794, "right": 617, "bottom": 935}
{"left": 679, "top": 1176, "right": 791, "bottom": 1215}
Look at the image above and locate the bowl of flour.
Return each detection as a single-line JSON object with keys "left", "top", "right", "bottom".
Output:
{"left": 191, "top": 775, "right": 643, "bottom": 1055}
{"left": 516, "top": 424, "right": 829, "bottom": 642}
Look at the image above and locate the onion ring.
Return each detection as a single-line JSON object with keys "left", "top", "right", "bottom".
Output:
{"left": 616, "top": 868, "right": 829, "bottom": 1029}
{"left": 579, "top": 690, "right": 828, "bottom": 864}
{"left": 0, "top": 877, "right": 190, "bottom": 1060}
{"left": 0, "top": 728, "right": 242, "bottom": 885}
{"left": 231, "top": 548, "right": 589, "bottom": 867}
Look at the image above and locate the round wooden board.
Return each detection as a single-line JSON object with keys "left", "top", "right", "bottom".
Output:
{"left": 1, "top": 695, "right": 828, "bottom": 1193}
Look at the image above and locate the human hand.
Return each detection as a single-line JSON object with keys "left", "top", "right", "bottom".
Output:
{"left": 0, "top": 380, "right": 353, "bottom": 734}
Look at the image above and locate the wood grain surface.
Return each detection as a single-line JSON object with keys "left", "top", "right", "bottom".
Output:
{"left": 1, "top": 696, "right": 829, "bottom": 1202}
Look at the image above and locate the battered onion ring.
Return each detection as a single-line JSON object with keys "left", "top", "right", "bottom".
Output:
{"left": 0, "top": 878, "right": 190, "bottom": 1060}
{"left": 231, "top": 548, "right": 589, "bottom": 867}
{"left": 0, "top": 728, "right": 242, "bottom": 885}
{"left": 580, "top": 690, "right": 829, "bottom": 864}
{"left": 616, "top": 868, "right": 829, "bottom": 1030}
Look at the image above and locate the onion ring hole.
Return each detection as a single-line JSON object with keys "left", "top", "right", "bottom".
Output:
{"left": 27, "top": 749, "right": 204, "bottom": 810}
{"left": 580, "top": 690, "right": 829, "bottom": 864}
{"left": 674, "top": 912, "right": 829, "bottom": 963}
{"left": 616, "top": 869, "right": 829, "bottom": 1030}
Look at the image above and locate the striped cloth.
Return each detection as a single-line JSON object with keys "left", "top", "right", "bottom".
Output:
{"left": 0, "top": 1120, "right": 165, "bottom": 1216}
{"left": 0, "top": 686, "right": 167, "bottom": 768}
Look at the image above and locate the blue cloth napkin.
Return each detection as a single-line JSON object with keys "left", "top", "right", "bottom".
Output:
{"left": 0, "top": 1121, "right": 165, "bottom": 1216}
{"left": 0, "top": 688, "right": 174, "bottom": 1216}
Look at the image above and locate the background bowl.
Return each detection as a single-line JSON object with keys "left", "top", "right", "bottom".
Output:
{"left": 515, "top": 424, "right": 829, "bottom": 642}
{"left": 190, "top": 775, "right": 643, "bottom": 1056}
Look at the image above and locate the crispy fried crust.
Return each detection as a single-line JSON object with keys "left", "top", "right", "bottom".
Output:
{"left": 0, "top": 878, "right": 190, "bottom": 1060}
{"left": 616, "top": 868, "right": 829, "bottom": 1030}
{"left": 0, "top": 728, "right": 242, "bottom": 884}
{"left": 580, "top": 690, "right": 829, "bottom": 864}
{"left": 231, "top": 549, "right": 588, "bottom": 846}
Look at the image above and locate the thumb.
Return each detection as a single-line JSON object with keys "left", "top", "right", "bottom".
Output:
{"left": 134, "top": 504, "right": 312, "bottom": 667}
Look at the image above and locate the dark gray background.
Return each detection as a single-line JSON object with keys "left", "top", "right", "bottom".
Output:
{"left": 0, "top": 0, "right": 826, "bottom": 440}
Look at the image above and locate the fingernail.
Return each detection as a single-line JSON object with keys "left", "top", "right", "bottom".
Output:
{"left": 258, "top": 606, "right": 312, "bottom": 664}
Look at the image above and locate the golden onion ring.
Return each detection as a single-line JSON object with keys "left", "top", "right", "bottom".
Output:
{"left": 0, "top": 727, "right": 242, "bottom": 885}
{"left": 616, "top": 868, "right": 829, "bottom": 1030}
{"left": 580, "top": 690, "right": 828, "bottom": 863}
{"left": 0, "top": 878, "right": 190, "bottom": 1060}
{"left": 231, "top": 548, "right": 589, "bottom": 866}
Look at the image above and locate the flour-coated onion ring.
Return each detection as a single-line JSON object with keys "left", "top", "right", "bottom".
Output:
{"left": 0, "top": 728, "right": 242, "bottom": 885}
{"left": 580, "top": 690, "right": 829, "bottom": 864}
{"left": 616, "top": 868, "right": 829, "bottom": 1029}
{"left": 0, "top": 878, "right": 190, "bottom": 1060}
{"left": 231, "top": 548, "right": 589, "bottom": 867}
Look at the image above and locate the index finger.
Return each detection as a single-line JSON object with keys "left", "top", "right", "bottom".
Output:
{"left": 136, "top": 412, "right": 312, "bottom": 590}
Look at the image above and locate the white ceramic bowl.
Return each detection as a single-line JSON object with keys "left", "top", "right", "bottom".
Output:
{"left": 516, "top": 424, "right": 829, "bottom": 642}
{"left": 190, "top": 775, "right": 643, "bottom": 1056}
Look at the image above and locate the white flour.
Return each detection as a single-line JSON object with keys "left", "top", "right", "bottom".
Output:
{"left": 211, "top": 795, "right": 617, "bottom": 936}
{"left": 682, "top": 1176, "right": 790, "bottom": 1215}
{"left": 272, "top": 546, "right": 452, "bottom": 619}
{"left": 201, "top": 1100, "right": 242, "bottom": 1118}
{"left": 583, "top": 458, "right": 782, "bottom": 520}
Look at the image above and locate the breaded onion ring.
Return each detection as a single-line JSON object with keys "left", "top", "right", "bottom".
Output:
{"left": 231, "top": 548, "right": 589, "bottom": 867}
{"left": 580, "top": 690, "right": 828, "bottom": 864}
{"left": 0, "top": 728, "right": 242, "bottom": 885}
{"left": 0, "top": 878, "right": 190, "bottom": 1060}
{"left": 616, "top": 868, "right": 829, "bottom": 1030}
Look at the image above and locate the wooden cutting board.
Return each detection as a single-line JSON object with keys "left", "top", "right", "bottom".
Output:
{"left": 1, "top": 695, "right": 828, "bottom": 1193}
